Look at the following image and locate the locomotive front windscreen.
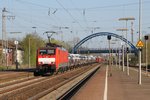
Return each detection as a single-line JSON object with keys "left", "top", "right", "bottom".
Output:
{"left": 39, "top": 49, "right": 55, "bottom": 55}
{"left": 47, "top": 49, "right": 55, "bottom": 54}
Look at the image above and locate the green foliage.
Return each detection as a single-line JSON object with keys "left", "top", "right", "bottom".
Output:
{"left": 50, "top": 38, "right": 72, "bottom": 51}
{"left": 0, "top": 66, "right": 7, "bottom": 70}
{"left": 60, "top": 41, "right": 72, "bottom": 51}
{"left": 20, "top": 35, "right": 72, "bottom": 67}
{"left": 0, "top": 53, "right": 2, "bottom": 63}
{"left": 21, "top": 34, "right": 45, "bottom": 67}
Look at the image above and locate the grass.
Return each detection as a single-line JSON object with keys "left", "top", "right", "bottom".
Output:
{"left": 0, "top": 65, "right": 15, "bottom": 70}
{"left": 0, "top": 66, "right": 7, "bottom": 70}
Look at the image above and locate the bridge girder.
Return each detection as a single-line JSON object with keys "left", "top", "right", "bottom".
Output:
{"left": 72, "top": 32, "right": 138, "bottom": 54}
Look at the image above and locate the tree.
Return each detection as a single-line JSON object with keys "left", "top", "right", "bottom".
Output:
{"left": 52, "top": 38, "right": 72, "bottom": 52}
{"left": 21, "top": 34, "right": 45, "bottom": 67}
{"left": 21, "top": 34, "right": 72, "bottom": 67}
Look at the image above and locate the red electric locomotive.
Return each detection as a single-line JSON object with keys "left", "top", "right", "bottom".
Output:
{"left": 34, "top": 46, "right": 69, "bottom": 75}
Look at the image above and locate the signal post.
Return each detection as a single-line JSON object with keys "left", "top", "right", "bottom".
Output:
{"left": 107, "top": 35, "right": 112, "bottom": 76}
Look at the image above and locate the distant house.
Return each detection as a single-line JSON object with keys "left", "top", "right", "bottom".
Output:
{"left": 0, "top": 40, "right": 23, "bottom": 66}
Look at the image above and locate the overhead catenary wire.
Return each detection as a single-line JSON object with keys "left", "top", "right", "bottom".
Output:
{"left": 1, "top": 0, "right": 150, "bottom": 35}
{"left": 11, "top": 0, "right": 150, "bottom": 28}
{"left": 15, "top": 0, "right": 72, "bottom": 29}
{"left": 15, "top": 0, "right": 80, "bottom": 30}
{"left": 3, "top": 6, "right": 65, "bottom": 33}
{"left": 69, "top": 0, "right": 90, "bottom": 34}
{"left": 15, "top": 0, "right": 52, "bottom": 9}
{"left": 7, "top": 12, "right": 52, "bottom": 33}
{"left": 0, "top": 10, "right": 71, "bottom": 39}
{"left": 14, "top": 0, "right": 150, "bottom": 11}
{"left": 55, "top": 0, "right": 83, "bottom": 29}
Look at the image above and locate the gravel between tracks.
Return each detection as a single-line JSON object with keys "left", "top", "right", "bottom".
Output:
{"left": 0, "top": 72, "right": 33, "bottom": 84}
{"left": 0, "top": 64, "right": 98, "bottom": 100}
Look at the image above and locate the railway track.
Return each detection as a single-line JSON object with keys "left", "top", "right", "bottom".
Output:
{"left": 0, "top": 63, "right": 101, "bottom": 100}
{"left": 0, "top": 68, "right": 35, "bottom": 84}
{"left": 0, "top": 72, "right": 33, "bottom": 85}
{"left": 50, "top": 65, "right": 100, "bottom": 100}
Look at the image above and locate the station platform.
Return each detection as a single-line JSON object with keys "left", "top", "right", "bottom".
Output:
{"left": 71, "top": 65, "right": 150, "bottom": 100}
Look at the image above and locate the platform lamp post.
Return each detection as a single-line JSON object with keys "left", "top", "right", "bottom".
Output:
{"left": 28, "top": 36, "right": 37, "bottom": 71}
{"left": 107, "top": 35, "right": 112, "bottom": 76}
{"left": 116, "top": 28, "right": 128, "bottom": 71}
{"left": 119, "top": 17, "right": 135, "bottom": 76}
{"left": 112, "top": 39, "right": 118, "bottom": 67}
{"left": 28, "top": 37, "right": 30, "bottom": 69}
{"left": 144, "top": 35, "right": 148, "bottom": 76}
{"left": 28, "top": 34, "right": 39, "bottom": 70}
{"left": 138, "top": 0, "right": 142, "bottom": 85}
{"left": 116, "top": 42, "right": 120, "bottom": 68}
{"left": 111, "top": 42, "right": 116, "bottom": 67}
{"left": 126, "top": 47, "right": 130, "bottom": 75}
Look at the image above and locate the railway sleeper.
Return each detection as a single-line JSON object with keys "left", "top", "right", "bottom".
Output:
{"left": 34, "top": 65, "right": 56, "bottom": 76}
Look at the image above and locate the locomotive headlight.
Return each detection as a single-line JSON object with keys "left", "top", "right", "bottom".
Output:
{"left": 38, "top": 62, "right": 43, "bottom": 64}
{"left": 51, "top": 62, "right": 55, "bottom": 64}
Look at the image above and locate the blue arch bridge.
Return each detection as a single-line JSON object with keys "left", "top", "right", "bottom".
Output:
{"left": 71, "top": 32, "right": 138, "bottom": 54}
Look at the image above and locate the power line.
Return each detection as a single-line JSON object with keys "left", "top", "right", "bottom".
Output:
{"left": 14, "top": 0, "right": 150, "bottom": 11}
{"left": 69, "top": 0, "right": 89, "bottom": 31}
{"left": 86, "top": 2, "right": 140, "bottom": 10}
{"left": 55, "top": 0, "right": 83, "bottom": 29}
{"left": 6, "top": 12, "right": 52, "bottom": 33}
{"left": 15, "top": 0, "right": 73, "bottom": 29}
{"left": 15, "top": 0, "right": 51, "bottom": 9}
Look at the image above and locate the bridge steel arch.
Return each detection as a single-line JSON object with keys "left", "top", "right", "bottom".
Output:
{"left": 72, "top": 32, "right": 138, "bottom": 54}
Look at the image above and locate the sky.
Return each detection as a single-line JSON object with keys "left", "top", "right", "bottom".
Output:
{"left": 0, "top": 0, "right": 150, "bottom": 48}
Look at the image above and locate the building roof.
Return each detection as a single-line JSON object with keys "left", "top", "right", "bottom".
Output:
{"left": 0, "top": 40, "right": 22, "bottom": 49}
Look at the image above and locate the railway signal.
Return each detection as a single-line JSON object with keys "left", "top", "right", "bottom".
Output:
{"left": 144, "top": 35, "right": 149, "bottom": 76}
{"left": 126, "top": 47, "right": 129, "bottom": 53}
{"left": 107, "top": 35, "right": 112, "bottom": 76}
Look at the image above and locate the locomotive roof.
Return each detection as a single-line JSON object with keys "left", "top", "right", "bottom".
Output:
{"left": 46, "top": 43, "right": 62, "bottom": 47}
{"left": 38, "top": 43, "right": 67, "bottom": 51}
{"left": 38, "top": 47, "right": 67, "bottom": 51}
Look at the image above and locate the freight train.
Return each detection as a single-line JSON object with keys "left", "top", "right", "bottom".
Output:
{"left": 34, "top": 45, "right": 104, "bottom": 76}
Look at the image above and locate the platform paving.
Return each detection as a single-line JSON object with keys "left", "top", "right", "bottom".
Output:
{"left": 108, "top": 66, "right": 150, "bottom": 100}
{"left": 71, "top": 65, "right": 106, "bottom": 100}
{"left": 71, "top": 65, "right": 150, "bottom": 100}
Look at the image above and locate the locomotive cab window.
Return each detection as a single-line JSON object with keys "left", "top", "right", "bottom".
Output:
{"left": 47, "top": 49, "right": 55, "bottom": 55}
{"left": 39, "top": 50, "right": 47, "bottom": 55}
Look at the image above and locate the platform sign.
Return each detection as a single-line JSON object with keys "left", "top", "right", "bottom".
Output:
{"left": 14, "top": 40, "right": 18, "bottom": 45}
{"left": 136, "top": 40, "right": 144, "bottom": 48}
